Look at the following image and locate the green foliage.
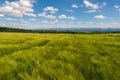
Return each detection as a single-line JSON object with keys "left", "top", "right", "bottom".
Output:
{"left": 0, "top": 33, "right": 120, "bottom": 80}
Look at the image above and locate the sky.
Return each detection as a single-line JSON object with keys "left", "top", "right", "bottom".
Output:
{"left": 0, "top": 0, "right": 120, "bottom": 29}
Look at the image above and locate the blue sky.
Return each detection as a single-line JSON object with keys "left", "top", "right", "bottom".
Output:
{"left": 0, "top": 0, "right": 120, "bottom": 29}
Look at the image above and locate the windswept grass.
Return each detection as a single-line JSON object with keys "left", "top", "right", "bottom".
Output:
{"left": 0, "top": 32, "right": 120, "bottom": 80}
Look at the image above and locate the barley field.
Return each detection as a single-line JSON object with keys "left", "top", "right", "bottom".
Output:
{"left": 0, "top": 32, "right": 120, "bottom": 80}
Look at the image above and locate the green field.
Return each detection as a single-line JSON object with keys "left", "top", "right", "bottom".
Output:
{"left": 0, "top": 32, "right": 120, "bottom": 80}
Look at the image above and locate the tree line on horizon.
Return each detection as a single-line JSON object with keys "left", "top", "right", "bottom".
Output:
{"left": 0, "top": 26, "right": 120, "bottom": 34}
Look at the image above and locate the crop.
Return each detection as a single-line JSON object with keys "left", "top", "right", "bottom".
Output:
{"left": 0, "top": 32, "right": 120, "bottom": 80}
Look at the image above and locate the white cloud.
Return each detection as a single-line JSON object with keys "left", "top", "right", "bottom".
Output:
{"left": 38, "top": 12, "right": 47, "bottom": 17}
{"left": 0, "top": 0, "right": 36, "bottom": 17}
{"left": 89, "top": 21, "right": 94, "bottom": 24}
{"left": 83, "top": 0, "right": 99, "bottom": 9}
{"left": 41, "top": 20, "right": 49, "bottom": 24}
{"left": 72, "top": 4, "right": 78, "bottom": 8}
{"left": 5, "top": 18, "right": 13, "bottom": 20}
{"left": 45, "top": 15, "right": 56, "bottom": 19}
{"left": 58, "top": 14, "right": 67, "bottom": 19}
{"left": 50, "top": 20, "right": 58, "bottom": 24}
{"left": 114, "top": 5, "right": 119, "bottom": 9}
{"left": 94, "top": 15, "right": 106, "bottom": 19}
{"left": 0, "top": 23, "right": 6, "bottom": 26}
{"left": 38, "top": 12, "right": 56, "bottom": 19}
{"left": 19, "top": 0, "right": 33, "bottom": 7}
{"left": 29, "top": 18, "right": 36, "bottom": 21}
{"left": 67, "top": 16, "right": 76, "bottom": 20}
{"left": 83, "top": 0, "right": 106, "bottom": 13}
{"left": 1, "top": 21, "right": 120, "bottom": 29}
{"left": 24, "top": 13, "right": 36, "bottom": 17}
{"left": 66, "top": 9, "right": 74, "bottom": 13}
{"left": 58, "top": 14, "right": 76, "bottom": 20}
{"left": 87, "top": 10, "right": 97, "bottom": 13}
{"left": 43, "top": 6, "right": 58, "bottom": 14}
{"left": 114, "top": 5, "right": 120, "bottom": 11}
{"left": 0, "top": 14, "right": 4, "bottom": 17}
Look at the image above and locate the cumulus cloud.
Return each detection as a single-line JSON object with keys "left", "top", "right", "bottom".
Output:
{"left": 0, "top": 14, "right": 4, "bottom": 17}
{"left": 72, "top": 4, "right": 78, "bottom": 8}
{"left": 38, "top": 12, "right": 56, "bottom": 19}
{"left": 114, "top": 5, "right": 119, "bottom": 9}
{"left": 24, "top": 12, "right": 36, "bottom": 17}
{"left": 114, "top": 5, "right": 120, "bottom": 11}
{"left": 45, "top": 15, "right": 56, "bottom": 19}
{"left": 58, "top": 14, "right": 67, "bottom": 19}
{"left": 0, "top": 0, "right": 36, "bottom": 17}
{"left": 38, "top": 12, "right": 47, "bottom": 17}
{"left": 83, "top": 0, "right": 107, "bottom": 13}
{"left": 43, "top": 6, "right": 58, "bottom": 14}
{"left": 58, "top": 14, "right": 76, "bottom": 20}
{"left": 83, "top": 0, "right": 99, "bottom": 9}
{"left": 94, "top": 15, "right": 106, "bottom": 19}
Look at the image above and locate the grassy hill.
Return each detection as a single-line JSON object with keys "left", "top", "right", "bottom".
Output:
{"left": 0, "top": 32, "right": 120, "bottom": 80}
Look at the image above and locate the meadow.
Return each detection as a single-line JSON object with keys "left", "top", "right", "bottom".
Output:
{"left": 0, "top": 32, "right": 120, "bottom": 80}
